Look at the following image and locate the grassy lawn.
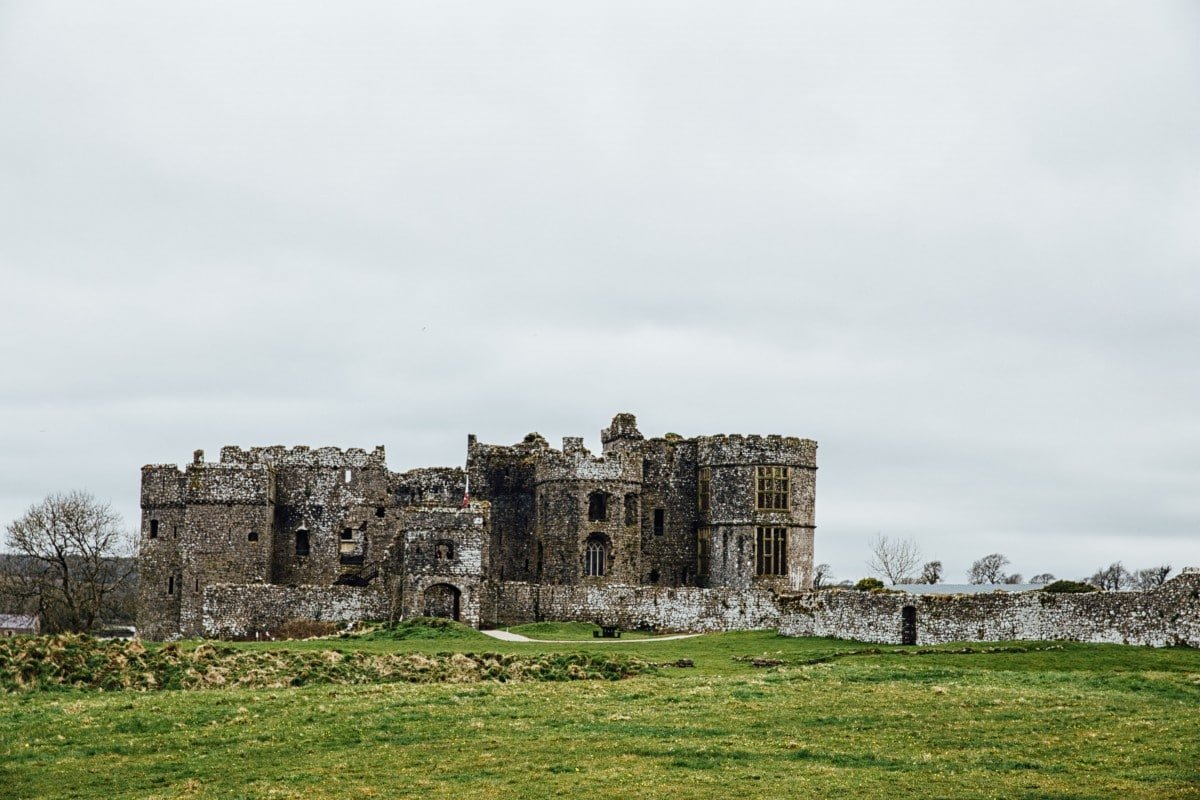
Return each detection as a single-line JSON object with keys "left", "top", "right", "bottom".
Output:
{"left": 1, "top": 626, "right": 1198, "bottom": 799}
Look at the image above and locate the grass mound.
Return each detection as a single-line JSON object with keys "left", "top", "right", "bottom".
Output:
{"left": 0, "top": 635, "right": 652, "bottom": 692}
{"left": 351, "top": 617, "right": 483, "bottom": 641}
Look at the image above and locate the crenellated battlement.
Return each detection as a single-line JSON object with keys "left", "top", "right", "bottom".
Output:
{"left": 696, "top": 434, "right": 817, "bottom": 467}
{"left": 219, "top": 445, "right": 387, "bottom": 469}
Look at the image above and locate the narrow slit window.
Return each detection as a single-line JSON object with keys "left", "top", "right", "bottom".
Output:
{"left": 295, "top": 529, "right": 310, "bottom": 557}
{"left": 697, "top": 527, "right": 711, "bottom": 579}
{"left": 698, "top": 468, "right": 711, "bottom": 512}
{"left": 149, "top": 519, "right": 159, "bottom": 538}
{"left": 167, "top": 576, "right": 175, "bottom": 595}
{"left": 653, "top": 509, "right": 665, "bottom": 536}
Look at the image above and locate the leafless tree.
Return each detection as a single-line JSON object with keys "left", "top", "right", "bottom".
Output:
{"left": 1131, "top": 565, "right": 1171, "bottom": 590}
{"left": 968, "top": 553, "right": 1011, "bottom": 584}
{"left": 1003, "top": 573, "right": 1024, "bottom": 584}
{"left": 2, "top": 491, "right": 137, "bottom": 633}
{"left": 1030, "top": 573, "right": 1055, "bottom": 585}
{"left": 866, "top": 534, "right": 922, "bottom": 585}
{"left": 1088, "top": 561, "right": 1130, "bottom": 591}
{"left": 918, "top": 560, "right": 943, "bottom": 584}
{"left": 812, "top": 563, "right": 833, "bottom": 588}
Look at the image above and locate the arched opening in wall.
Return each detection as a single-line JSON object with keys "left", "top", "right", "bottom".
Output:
{"left": 588, "top": 492, "right": 609, "bottom": 522}
{"left": 424, "top": 583, "right": 461, "bottom": 621}
{"left": 901, "top": 606, "right": 917, "bottom": 645}
{"left": 295, "top": 528, "right": 310, "bottom": 557}
{"left": 584, "top": 535, "right": 608, "bottom": 577}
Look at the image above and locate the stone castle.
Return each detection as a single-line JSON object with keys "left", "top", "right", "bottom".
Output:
{"left": 138, "top": 414, "right": 818, "bottom": 639}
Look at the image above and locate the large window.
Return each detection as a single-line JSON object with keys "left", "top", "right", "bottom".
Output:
{"left": 588, "top": 492, "right": 609, "bottom": 522}
{"left": 584, "top": 537, "right": 607, "bottom": 577}
{"left": 755, "top": 526, "right": 788, "bottom": 576}
{"left": 698, "top": 468, "right": 711, "bottom": 512}
{"left": 696, "top": 527, "right": 711, "bottom": 579}
{"left": 755, "top": 466, "right": 790, "bottom": 511}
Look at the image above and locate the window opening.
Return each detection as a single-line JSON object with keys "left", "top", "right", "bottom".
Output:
{"left": 755, "top": 466, "right": 790, "bottom": 511}
{"left": 167, "top": 576, "right": 174, "bottom": 595}
{"left": 649, "top": 569, "right": 660, "bottom": 584}
{"left": 295, "top": 529, "right": 310, "bottom": 557}
{"left": 344, "top": 469, "right": 352, "bottom": 484}
{"left": 149, "top": 519, "right": 159, "bottom": 538}
{"left": 587, "top": 492, "right": 608, "bottom": 522}
{"left": 754, "top": 526, "right": 788, "bottom": 576}
{"left": 248, "top": 531, "right": 258, "bottom": 542}
{"left": 697, "top": 527, "right": 711, "bottom": 579}
{"left": 698, "top": 468, "right": 711, "bottom": 512}
{"left": 584, "top": 538, "right": 606, "bottom": 577}
{"left": 653, "top": 508, "right": 665, "bottom": 536}
{"left": 375, "top": 506, "right": 385, "bottom": 518}
{"left": 435, "top": 541, "right": 453, "bottom": 560}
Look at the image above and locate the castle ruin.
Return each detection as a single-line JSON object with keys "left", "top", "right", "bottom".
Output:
{"left": 138, "top": 413, "right": 817, "bottom": 639}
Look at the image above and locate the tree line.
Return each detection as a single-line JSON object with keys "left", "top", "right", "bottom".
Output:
{"left": 810, "top": 533, "right": 1173, "bottom": 590}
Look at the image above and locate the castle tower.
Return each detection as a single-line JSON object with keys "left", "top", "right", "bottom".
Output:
{"left": 696, "top": 435, "right": 817, "bottom": 591}
{"left": 533, "top": 436, "right": 642, "bottom": 585}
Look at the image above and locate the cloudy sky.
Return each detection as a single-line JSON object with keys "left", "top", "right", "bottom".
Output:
{"left": 1, "top": 1, "right": 1197, "bottom": 584}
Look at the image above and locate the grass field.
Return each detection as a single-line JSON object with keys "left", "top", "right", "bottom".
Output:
{"left": 1, "top": 623, "right": 1198, "bottom": 799}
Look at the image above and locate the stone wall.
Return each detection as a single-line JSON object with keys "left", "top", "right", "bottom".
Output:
{"left": 481, "top": 581, "right": 783, "bottom": 632}
{"left": 778, "top": 569, "right": 1200, "bottom": 647}
{"left": 201, "top": 584, "right": 390, "bottom": 639}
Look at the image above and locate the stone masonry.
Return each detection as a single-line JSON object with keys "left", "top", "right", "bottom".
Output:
{"left": 137, "top": 414, "right": 818, "bottom": 639}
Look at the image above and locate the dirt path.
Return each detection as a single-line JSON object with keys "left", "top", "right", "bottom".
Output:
{"left": 481, "top": 629, "right": 704, "bottom": 644}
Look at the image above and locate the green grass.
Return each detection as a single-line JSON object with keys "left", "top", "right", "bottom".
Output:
{"left": 2, "top": 630, "right": 1198, "bottom": 799}
{"left": 506, "top": 621, "right": 660, "bottom": 640}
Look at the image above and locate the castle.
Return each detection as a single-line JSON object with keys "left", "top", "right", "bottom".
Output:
{"left": 138, "top": 414, "right": 818, "bottom": 639}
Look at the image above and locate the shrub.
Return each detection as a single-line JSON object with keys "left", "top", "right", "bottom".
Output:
{"left": 1041, "top": 580, "right": 1098, "bottom": 594}
{"left": 274, "top": 619, "right": 341, "bottom": 639}
{"left": 854, "top": 577, "right": 885, "bottom": 591}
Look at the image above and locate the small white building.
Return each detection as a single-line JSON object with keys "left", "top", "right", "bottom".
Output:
{"left": 0, "top": 614, "right": 39, "bottom": 636}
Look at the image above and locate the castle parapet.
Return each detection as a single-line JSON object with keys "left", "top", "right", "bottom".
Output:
{"left": 184, "top": 462, "right": 274, "bottom": 506}
{"left": 534, "top": 449, "right": 641, "bottom": 484}
{"left": 696, "top": 434, "right": 817, "bottom": 467}
{"left": 141, "top": 465, "right": 185, "bottom": 508}
{"left": 219, "top": 445, "right": 386, "bottom": 469}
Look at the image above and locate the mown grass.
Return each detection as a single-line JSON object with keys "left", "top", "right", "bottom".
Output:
{"left": 1, "top": 628, "right": 1198, "bottom": 800}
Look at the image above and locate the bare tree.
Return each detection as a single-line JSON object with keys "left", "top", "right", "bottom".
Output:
{"left": 866, "top": 534, "right": 922, "bottom": 585}
{"left": 918, "top": 560, "right": 943, "bottom": 584}
{"left": 1030, "top": 573, "right": 1055, "bottom": 585}
{"left": 812, "top": 563, "right": 833, "bottom": 588}
{"left": 2, "top": 491, "right": 137, "bottom": 633}
{"left": 1131, "top": 565, "right": 1171, "bottom": 590}
{"left": 1088, "top": 561, "right": 1130, "bottom": 591}
{"left": 1003, "top": 573, "right": 1024, "bottom": 584}
{"left": 968, "top": 553, "right": 1011, "bottom": 584}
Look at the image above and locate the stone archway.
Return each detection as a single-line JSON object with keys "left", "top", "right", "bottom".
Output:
{"left": 424, "top": 583, "right": 461, "bottom": 621}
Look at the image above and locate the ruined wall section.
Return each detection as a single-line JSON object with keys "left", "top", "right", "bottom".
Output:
{"left": 636, "top": 437, "right": 699, "bottom": 587}
{"left": 534, "top": 439, "right": 641, "bottom": 585}
{"left": 481, "top": 581, "right": 782, "bottom": 632}
{"left": 697, "top": 435, "right": 817, "bottom": 591}
{"left": 202, "top": 584, "right": 390, "bottom": 639}
{"left": 137, "top": 465, "right": 186, "bottom": 640}
{"left": 398, "top": 503, "right": 490, "bottom": 627}
{"left": 240, "top": 446, "right": 395, "bottom": 591}
{"left": 778, "top": 569, "right": 1200, "bottom": 647}
{"left": 467, "top": 433, "right": 546, "bottom": 581}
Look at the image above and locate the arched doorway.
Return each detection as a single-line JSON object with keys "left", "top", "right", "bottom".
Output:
{"left": 424, "top": 583, "right": 461, "bottom": 621}
{"left": 901, "top": 606, "right": 917, "bottom": 645}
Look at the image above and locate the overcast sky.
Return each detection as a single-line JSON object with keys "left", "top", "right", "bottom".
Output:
{"left": 1, "top": 1, "right": 1197, "bottom": 584}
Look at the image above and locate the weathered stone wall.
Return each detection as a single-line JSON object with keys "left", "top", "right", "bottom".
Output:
{"left": 201, "top": 584, "right": 391, "bottom": 639}
{"left": 481, "top": 581, "right": 783, "bottom": 632}
{"left": 778, "top": 570, "right": 1200, "bottom": 647}
{"left": 398, "top": 503, "right": 490, "bottom": 627}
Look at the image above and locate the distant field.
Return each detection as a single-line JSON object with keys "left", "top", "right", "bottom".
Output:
{"left": 1, "top": 623, "right": 1198, "bottom": 799}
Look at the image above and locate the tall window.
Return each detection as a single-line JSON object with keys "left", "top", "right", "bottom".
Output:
{"left": 587, "top": 492, "right": 608, "bottom": 522}
{"left": 696, "top": 527, "right": 711, "bottom": 579}
{"left": 755, "top": 526, "right": 788, "bottom": 576}
{"left": 698, "top": 468, "right": 711, "bottom": 512}
{"left": 295, "top": 529, "right": 310, "bottom": 557}
{"left": 149, "top": 519, "right": 159, "bottom": 538}
{"left": 584, "top": 538, "right": 607, "bottom": 577}
{"left": 653, "top": 508, "right": 665, "bottom": 536}
{"left": 755, "top": 466, "right": 790, "bottom": 511}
